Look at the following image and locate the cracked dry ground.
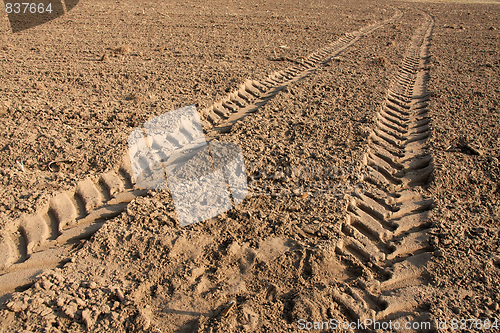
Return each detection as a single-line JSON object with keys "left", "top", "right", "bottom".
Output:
{"left": 0, "top": 0, "right": 499, "bottom": 332}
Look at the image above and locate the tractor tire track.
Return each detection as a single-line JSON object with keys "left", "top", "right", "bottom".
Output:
{"left": 333, "top": 11, "right": 436, "bottom": 328}
{"left": 201, "top": 9, "right": 402, "bottom": 135}
{"left": 0, "top": 8, "right": 402, "bottom": 302}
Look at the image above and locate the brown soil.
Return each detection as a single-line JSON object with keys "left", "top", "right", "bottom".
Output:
{"left": 0, "top": 0, "right": 499, "bottom": 332}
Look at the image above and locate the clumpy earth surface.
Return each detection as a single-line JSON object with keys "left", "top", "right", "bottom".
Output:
{"left": 0, "top": 0, "right": 499, "bottom": 332}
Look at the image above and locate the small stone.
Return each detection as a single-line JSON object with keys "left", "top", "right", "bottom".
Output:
{"left": 116, "top": 288, "right": 125, "bottom": 303}
{"left": 89, "top": 281, "right": 98, "bottom": 289}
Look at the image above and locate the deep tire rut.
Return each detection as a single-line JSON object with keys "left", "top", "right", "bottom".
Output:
{"left": 334, "top": 12, "right": 436, "bottom": 328}
{"left": 0, "top": 9, "right": 403, "bottom": 301}
{"left": 0, "top": 156, "right": 146, "bottom": 299}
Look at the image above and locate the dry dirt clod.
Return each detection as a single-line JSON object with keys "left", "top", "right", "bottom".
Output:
{"left": 113, "top": 46, "right": 131, "bottom": 55}
{"left": 48, "top": 159, "right": 75, "bottom": 172}
{"left": 6, "top": 300, "right": 28, "bottom": 313}
{"left": 125, "top": 93, "right": 145, "bottom": 103}
{"left": 373, "top": 56, "right": 387, "bottom": 67}
{"left": 82, "top": 309, "right": 95, "bottom": 329}
{"left": 62, "top": 302, "right": 78, "bottom": 319}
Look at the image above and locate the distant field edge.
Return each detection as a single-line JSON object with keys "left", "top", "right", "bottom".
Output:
{"left": 389, "top": 0, "right": 500, "bottom": 4}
